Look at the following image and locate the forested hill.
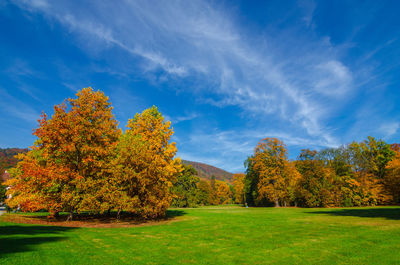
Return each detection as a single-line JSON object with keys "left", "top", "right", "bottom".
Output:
{"left": 0, "top": 148, "right": 28, "bottom": 173}
{"left": 182, "top": 160, "right": 233, "bottom": 182}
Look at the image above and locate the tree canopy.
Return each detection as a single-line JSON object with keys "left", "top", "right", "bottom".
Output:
{"left": 244, "top": 136, "right": 400, "bottom": 207}
{"left": 6, "top": 88, "right": 180, "bottom": 219}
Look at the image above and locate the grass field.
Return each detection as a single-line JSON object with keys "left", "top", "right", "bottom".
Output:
{"left": 1, "top": 206, "right": 400, "bottom": 264}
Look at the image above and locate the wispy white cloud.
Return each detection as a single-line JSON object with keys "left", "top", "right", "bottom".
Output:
{"left": 314, "top": 60, "right": 352, "bottom": 96}
{"left": 11, "top": 0, "right": 353, "bottom": 147}
{"left": 0, "top": 88, "right": 40, "bottom": 123}
{"left": 3, "top": 59, "right": 44, "bottom": 101}
{"left": 164, "top": 112, "right": 199, "bottom": 125}
{"left": 62, "top": 83, "right": 80, "bottom": 92}
{"left": 298, "top": 0, "right": 316, "bottom": 27}
{"left": 5, "top": 59, "right": 36, "bottom": 77}
{"left": 14, "top": 0, "right": 389, "bottom": 171}
{"left": 379, "top": 122, "right": 399, "bottom": 139}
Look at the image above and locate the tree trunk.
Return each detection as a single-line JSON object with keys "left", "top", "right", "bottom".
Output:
{"left": 117, "top": 209, "right": 122, "bottom": 220}
{"left": 66, "top": 211, "right": 74, "bottom": 221}
{"left": 275, "top": 198, "right": 280, "bottom": 207}
{"left": 294, "top": 201, "right": 298, "bottom": 207}
{"left": 284, "top": 201, "right": 287, "bottom": 207}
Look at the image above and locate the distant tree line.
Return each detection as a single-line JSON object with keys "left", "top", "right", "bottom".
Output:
{"left": 232, "top": 137, "right": 400, "bottom": 207}
{"left": 170, "top": 164, "right": 234, "bottom": 208}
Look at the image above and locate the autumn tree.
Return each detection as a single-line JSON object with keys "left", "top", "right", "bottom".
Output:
{"left": 209, "top": 175, "right": 219, "bottom": 205}
{"left": 111, "top": 106, "right": 181, "bottom": 218}
{"left": 295, "top": 149, "right": 340, "bottom": 207}
{"left": 384, "top": 144, "right": 400, "bottom": 203}
{"left": 318, "top": 146, "right": 353, "bottom": 177}
{"left": 348, "top": 137, "right": 395, "bottom": 205}
{"left": 349, "top": 137, "right": 395, "bottom": 178}
{"left": 196, "top": 179, "right": 212, "bottom": 205}
{"left": 215, "top": 180, "right": 233, "bottom": 204}
{"left": 6, "top": 149, "right": 70, "bottom": 214}
{"left": 250, "top": 137, "right": 299, "bottom": 207}
{"left": 108, "top": 132, "right": 151, "bottom": 218}
{"left": 316, "top": 146, "right": 357, "bottom": 206}
{"left": 232, "top": 173, "right": 245, "bottom": 205}
{"left": 284, "top": 161, "right": 301, "bottom": 207}
{"left": 7, "top": 88, "right": 121, "bottom": 219}
{"left": 171, "top": 164, "right": 200, "bottom": 208}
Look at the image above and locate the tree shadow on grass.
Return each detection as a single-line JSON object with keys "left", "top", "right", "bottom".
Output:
{"left": 34, "top": 209, "right": 186, "bottom": 223}
{"left": 0, "top": 225, "right": 76, "bottom": 257}
{"left": 308, "top": 208, "right": 400, "bottom": 220}
{"left": 165, "top": 209, "right": 186, "bottom": 218}
{"left": 0, "top": 210, "right": 186, "bottom": 257}
{"left": 2, "top": 209, "right": 187, "bottom": 227}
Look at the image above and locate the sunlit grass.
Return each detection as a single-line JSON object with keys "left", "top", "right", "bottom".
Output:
{"left": 1, "top": 206, "right": 400, "bottom": 264}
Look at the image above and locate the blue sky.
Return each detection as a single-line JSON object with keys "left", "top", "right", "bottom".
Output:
{"left": 0, "top": 0, "right": 399, "bottom": 172}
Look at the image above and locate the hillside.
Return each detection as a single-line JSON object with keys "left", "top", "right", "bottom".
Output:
{"left": 0, "top": 148, "right": 28, "bottom": 173}
{"left": 182, "top": 160, "right": 233, "bottom": 182}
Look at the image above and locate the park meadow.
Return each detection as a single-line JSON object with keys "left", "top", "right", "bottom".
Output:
{"left": 1, "top": 206, "right": 400, "bottom": 264}
{"left": 1, "top": 88, "right": 400, "bottom": 264}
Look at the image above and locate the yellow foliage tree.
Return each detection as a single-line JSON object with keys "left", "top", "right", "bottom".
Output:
{"left": 215, "top": 180, "right": 232, "bottom": 204}
{"left": 111, "top": 106, "right": 181, "bottom": 218}
{"left": 283, "top": 161, "right": 301, "bottom": 207}
{"left": 252, "top": 137, "right": 299, "bottom": 207}
{"left": 232, "top": 173, "right": 245, "bottom": 204}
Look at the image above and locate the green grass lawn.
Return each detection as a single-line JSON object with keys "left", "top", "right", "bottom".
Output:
{"left": 1, "top": 206, "right": 400, "bottom": 264}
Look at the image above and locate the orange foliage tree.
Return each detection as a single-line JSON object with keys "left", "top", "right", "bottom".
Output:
{"left": 251, "top": 137, "right": 300, "bottom": 207}
{"left": 7, "top": 88, "right": 120, "bottom": 219}
{"left": 111, "top": 106, "right": 181, "bottom": 218}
